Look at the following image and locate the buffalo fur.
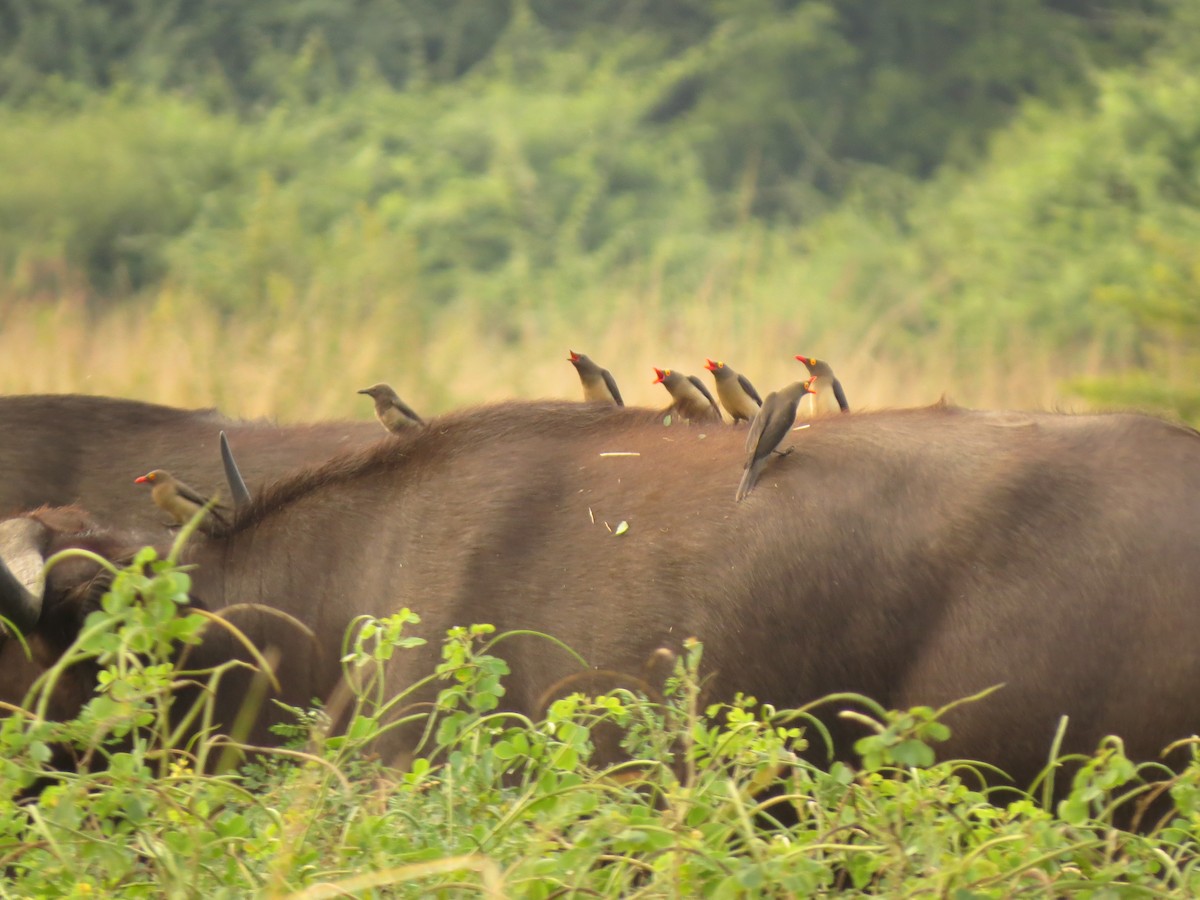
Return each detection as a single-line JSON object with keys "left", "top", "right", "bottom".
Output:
{"left": 5, "top": 400, "right": 1200, "bottom": 797}
{"left": 233, "top": 401, "right": 667, "bottom": 530}
{"left": 0, "top": 393, "right": 383, "bottom": 531}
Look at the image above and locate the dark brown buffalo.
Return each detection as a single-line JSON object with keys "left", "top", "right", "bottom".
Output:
{"left": 0, "top": 393, "right": 383, "bottom": 530}
{"left": 3, "top": 400, "right": 1200, "bottom": 792}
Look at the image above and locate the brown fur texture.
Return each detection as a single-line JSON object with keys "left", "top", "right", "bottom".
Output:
{"left": 5, "top": 400, "right": 1200, "bottom": 794}
{"left": 0, "top": 393, "right": 384, "bottom": 531}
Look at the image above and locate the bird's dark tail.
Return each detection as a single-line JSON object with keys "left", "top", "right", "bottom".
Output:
{"left": 832, "top": 377, "right": 850, "bottom": 413}
{"left": 735, "top": 459, "right": 764, "bottom": 503}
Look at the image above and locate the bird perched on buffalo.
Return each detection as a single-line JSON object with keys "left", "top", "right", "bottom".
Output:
{"left": 704, "top": 359, "right": 762, "bottom": 423}
{"left": 358, "top": 383, "right": 425, "bottom": 433}
{"left": 794, "top": 355, "right": 850, "bottom": 413}
{"left": 568, "top": 351, "right": 623, "bottom": 406}
{"left": 736, "top": 377, "right": 818, "bottom": 502}
{"left": 134, "top": 469, "right": 230, "bottom": 533}
{"left": 652, "top": 368, "right": 723, "bottom": 423}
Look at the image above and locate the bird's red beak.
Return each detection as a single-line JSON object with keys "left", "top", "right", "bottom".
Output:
{"left": 795, "top": 355, "right": 811, "bottom": 365}
{"left": 704, "top": 359, "right": 718, "bottom": 371}
{"left": 134, "top": 474, "right": 150, "bottom": 484}
{"left": 805, "top": 377, "right": 818, "bottom": 393}
{"left": 567, "top": 350, "right": 580, "bottom": 362}
{"left": 652, "top": 368, "right": 666, "bottom": 384}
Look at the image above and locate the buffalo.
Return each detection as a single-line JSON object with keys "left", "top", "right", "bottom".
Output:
{"left": 0, "top": 393, "right": 383, "bottom": 530}
{"left": 3, "top": 399, "right": 1200, "bottom": 793}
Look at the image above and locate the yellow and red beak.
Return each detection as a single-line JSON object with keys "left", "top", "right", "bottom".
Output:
{"left": 652, "top": 368, "right": 667, "bottom": 384}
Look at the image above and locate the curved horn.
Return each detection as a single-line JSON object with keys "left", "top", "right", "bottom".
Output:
{"left": 0, "top": 518, "right": 50, "bottom": 634}
{"left": 220, "top": 431, "right": 252, "bottom": 511}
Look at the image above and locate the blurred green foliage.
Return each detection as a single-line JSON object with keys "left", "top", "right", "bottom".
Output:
{"left": 0, "top": 0, "right": 1197, "bottom": 413}
{"left": 1, "top": 1, "right": 1174, "bottom": 215}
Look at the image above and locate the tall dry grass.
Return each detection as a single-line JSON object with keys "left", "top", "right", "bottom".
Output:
{"left": 0, "top": 281, "right": 1110, "bottom": 423}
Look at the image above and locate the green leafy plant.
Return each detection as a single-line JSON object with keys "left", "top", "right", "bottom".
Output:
{"left": 3, "top": 552, "right": 1199, "bottom": 896}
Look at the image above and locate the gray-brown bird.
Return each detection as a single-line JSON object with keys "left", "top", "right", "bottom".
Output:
{"left": 735, "top": 377, "right": 818, "bottom": 502}
{"left": 794, "top": 355, "right": 850, "bottom": 413}
{"left": 704, "top": 359, "right": 762, "bottom": 423}
{"left": 568, "top": 351, "right": 623, "bottom": 406}
{"left": 358, "top": 383, "right": 425, "bottom": 433}
{"left": 134, "top": 469, "right": 230, "bottom": 532}
{"left": 652, "top": 368, "right": 723, "bottom": 423}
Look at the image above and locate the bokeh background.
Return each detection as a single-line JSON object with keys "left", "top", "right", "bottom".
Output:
{"left": 1, "top": 1, "right": 1197, "bottom": 421}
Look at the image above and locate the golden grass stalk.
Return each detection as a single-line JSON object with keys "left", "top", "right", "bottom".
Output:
{"left": 0, "top": 286, "right": 1114, "bottom": 422}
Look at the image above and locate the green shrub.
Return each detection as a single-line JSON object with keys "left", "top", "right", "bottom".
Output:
{"left": 3, "top": 547, "right": 1199, "bottom": 895}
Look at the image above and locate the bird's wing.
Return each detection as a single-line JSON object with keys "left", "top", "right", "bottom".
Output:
{"left": 175, "top": 480, "right": 214, "bottom": 508}
{"left": 601, "top": 368, "right": 624, "bottom": 406}
{"left": 174, "top": 481, "right": 230, "bottom": 526}
{"left": 737, "top": 373, "right": 763, "bottom": 406}
{"left": 391, "top": 397, "right": 425, "bottom": 425}
{"left": 744, "top": 399, "right": 770, "bottom": 453}
{"left": 688, "top": 375, "right": 720, "bottom": 411}
{"left": 751, "top": 395, "right": 800, "bottom": 464}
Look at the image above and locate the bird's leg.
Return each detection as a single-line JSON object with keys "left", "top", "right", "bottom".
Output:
{"left": 771, "top": 446, "right": 795, "bottom": 458}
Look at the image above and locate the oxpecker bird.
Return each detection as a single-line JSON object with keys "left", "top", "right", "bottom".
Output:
{"left": 358, "top": 383, "right": 425, "bottom": 433}
{"left": 568, "top": 351, "right": 624, "bottom": 406}
{"left": 736, "top": 377, "right": 819, "bottom": 502}
{"left": 134, "top": 469, "right": 229, "bottom": 532}
{"left": 794, "top": 355, "right": 850, "bottom": 413}
{"left": 704, "top": 359, "right": 763, "bottom": 423}
{"left": 652, "top": 368, "right": 723, "bottom": 423}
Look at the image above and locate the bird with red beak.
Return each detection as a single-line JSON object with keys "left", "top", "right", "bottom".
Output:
{"left": 568, "top": 351, "right": 624, "bottom": 406}
{"left": 794, "top": 355, "right": 850, "bottom": 413}
{"left": 736, "top": 376, "right": 819, "bottom": 502}
{"left": 704, "top": 359, "right": 762, "bottom": 423}
{"left": 135, "top": 469, "right": 229, "bottom": 533}
{"left": 652, "top": 368, "right": 723, "bottom": 423}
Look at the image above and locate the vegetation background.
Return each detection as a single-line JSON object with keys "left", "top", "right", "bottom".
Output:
{"left": 5, "top": 5, "right": 1200, "bottom": 894}
{"left": 0, "top": 0, "right": 1197, "bottom": 421}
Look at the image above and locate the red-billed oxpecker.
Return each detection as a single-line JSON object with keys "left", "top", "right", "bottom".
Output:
{"left": 704, "top": 359, "right": 763, "bottom": 423}
{"left": 652, "top": 368, "right": 723, "bottom": 423}
{"left": 736, "top": 377, "right": 819, "bottom": 502}
{"left": 134, "top": 469, "right": 229, "bottom": 532}
{"left": 794, "top": 355, "right": 850, "bottom": 413}
{"left": 568, "top": 351, "right": 624, "bottom": 406}
{"left": 358, "top": 382, "right": 425, "bottom": 433}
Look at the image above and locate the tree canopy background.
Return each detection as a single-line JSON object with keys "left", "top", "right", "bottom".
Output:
{"left": 0, "top": 0, "right": 1196, "bottom": 418}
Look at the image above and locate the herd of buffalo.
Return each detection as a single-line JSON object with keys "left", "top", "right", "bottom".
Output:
{"left": 3, "top": 353, "right": 1200, "bottom": 801}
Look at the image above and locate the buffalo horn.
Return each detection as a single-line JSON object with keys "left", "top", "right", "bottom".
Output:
{"left": 0, "top": 518, "right": 49, "bottom": 634}
{"left": 220, "top": 430, "right": 253, "bottom": 511}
